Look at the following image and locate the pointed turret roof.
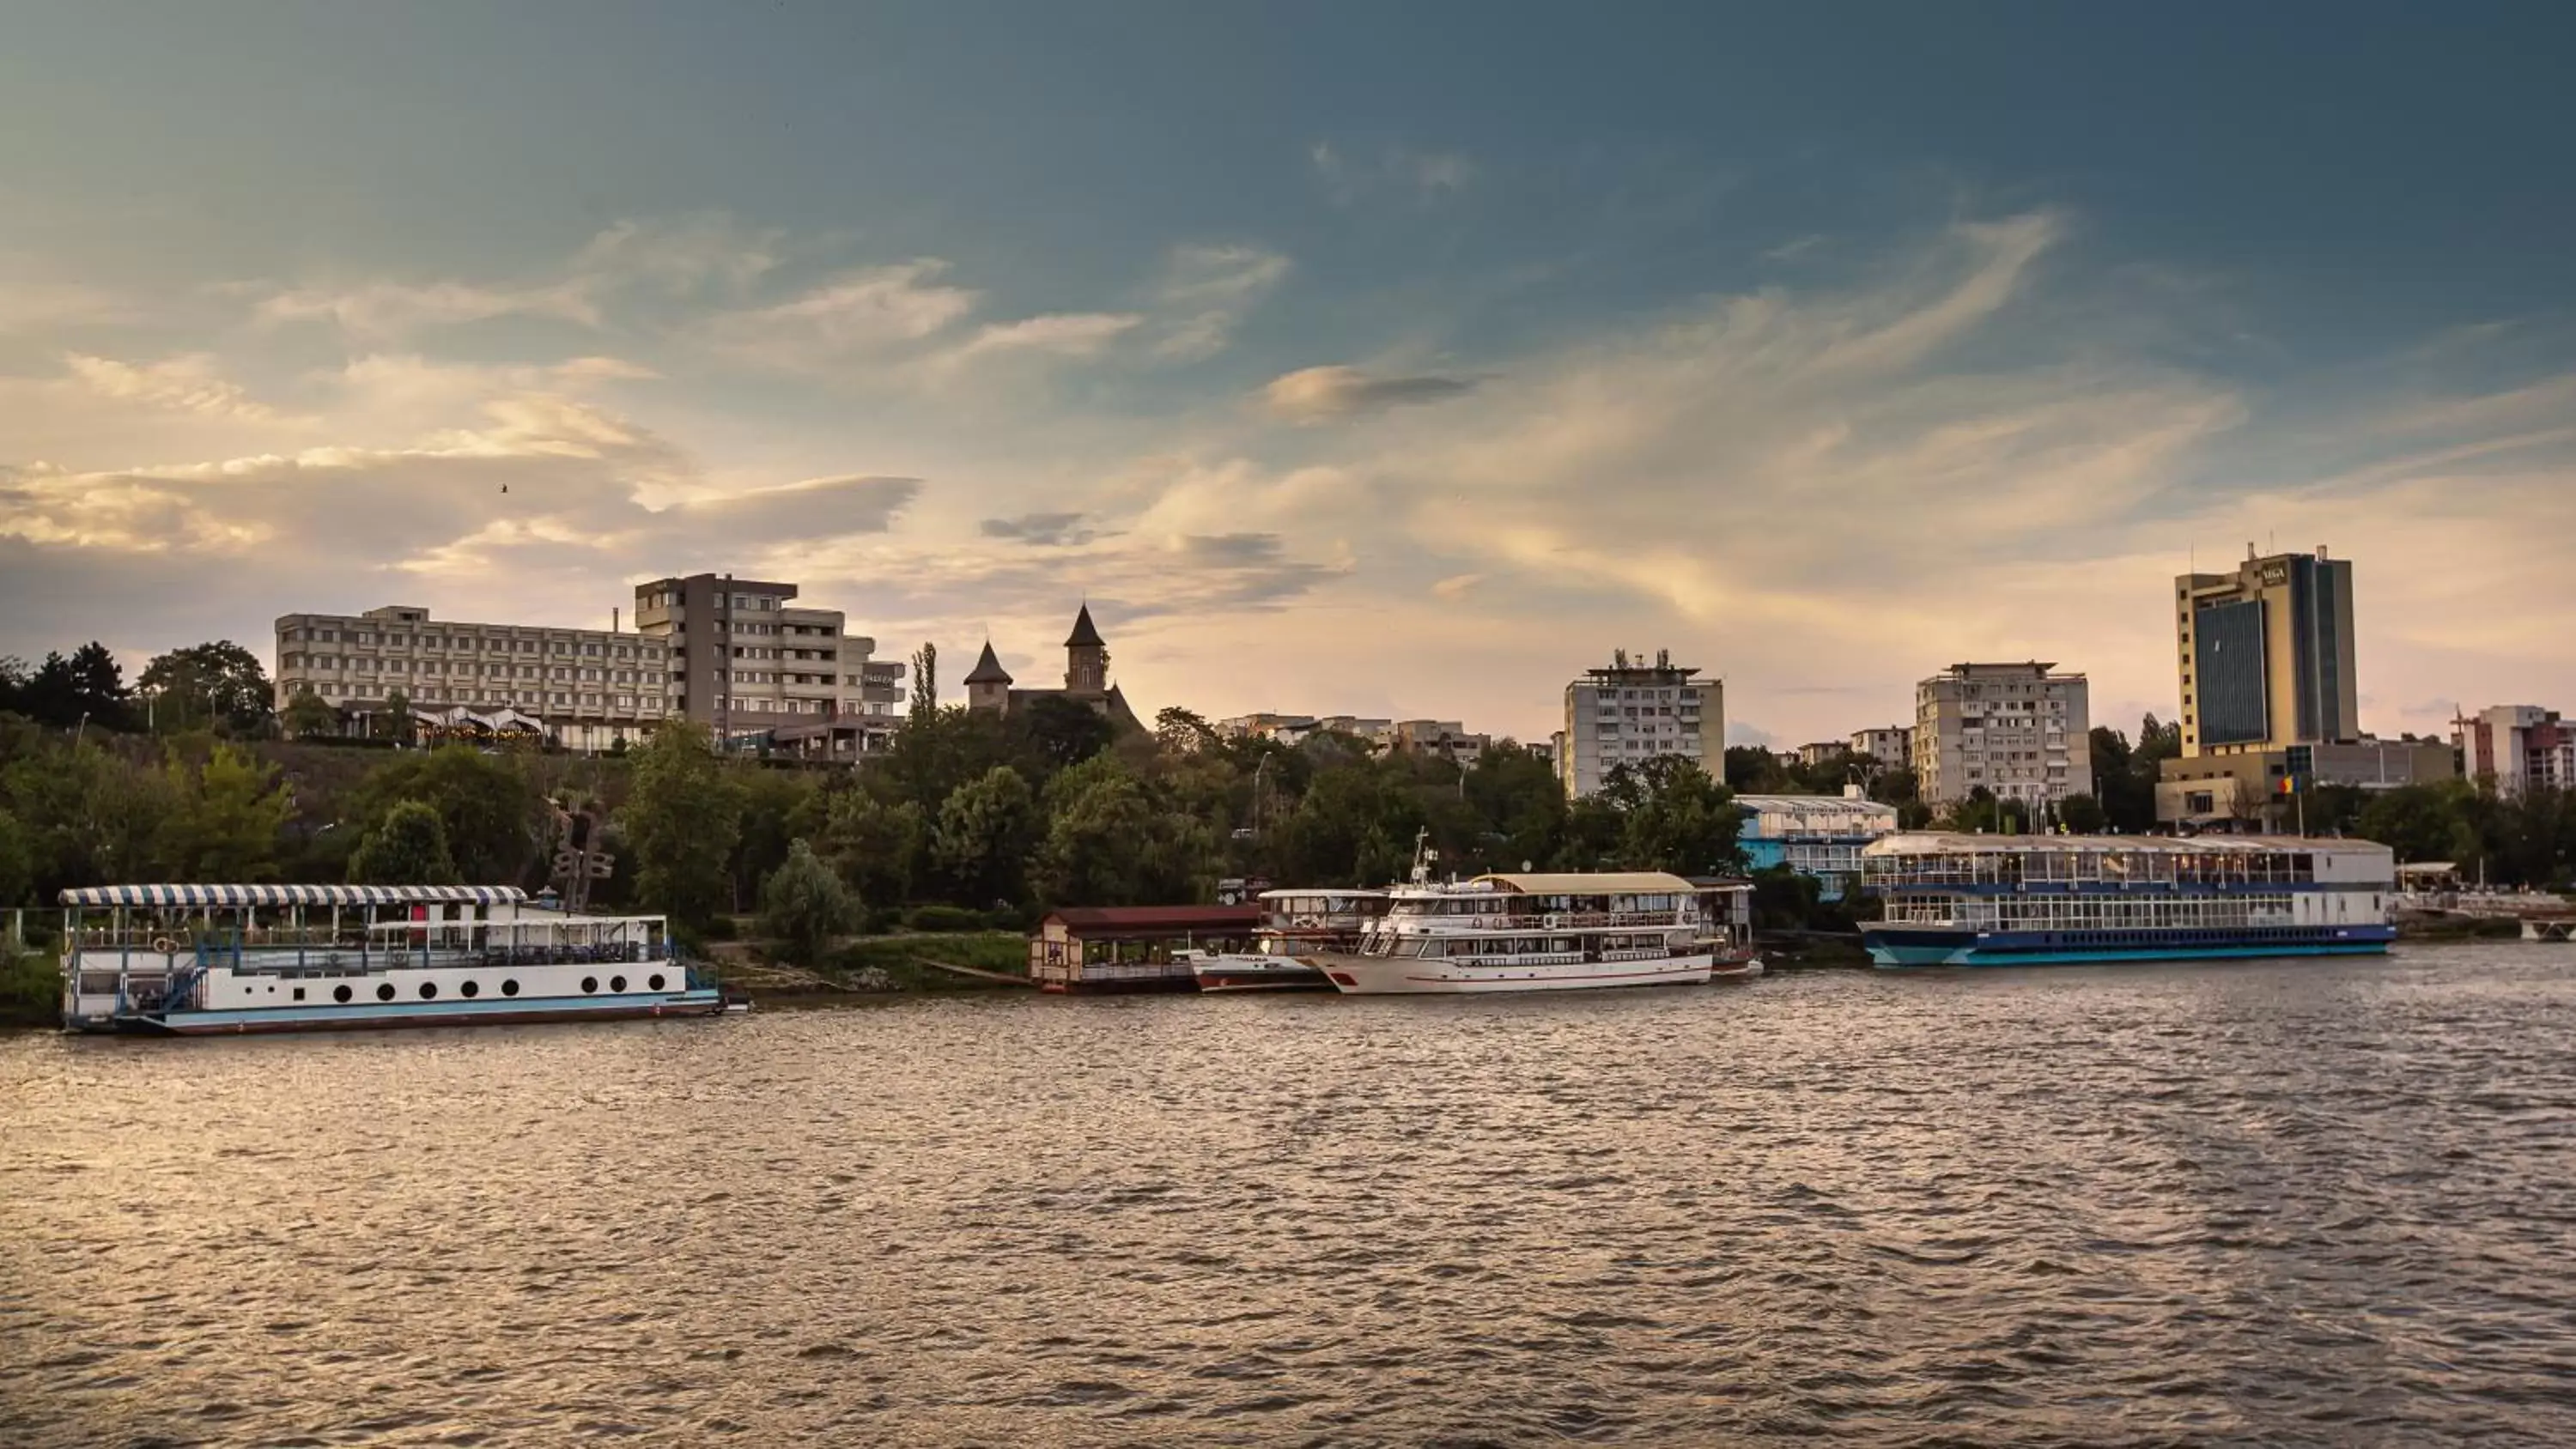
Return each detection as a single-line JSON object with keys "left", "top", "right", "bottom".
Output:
{"left": 963, "top": 640, "right": 1013, "bottom": 685}
{"left": 1065, "top": 603, "right": 1105, "bottom": 649}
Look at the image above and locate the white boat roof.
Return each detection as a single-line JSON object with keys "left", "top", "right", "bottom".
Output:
{"left": 60, "top": 883, "right": 529, "bottom": 907}
{"left": 1465, "top": 871, "right": 1699, "bottom": 894}
{"left": 1862, "top": 834, "right": 2391, "bottom": 858}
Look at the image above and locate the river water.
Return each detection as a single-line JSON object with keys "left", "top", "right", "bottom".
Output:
{"left": 3, "top": 944, "right": 2573, "bottom": 1446}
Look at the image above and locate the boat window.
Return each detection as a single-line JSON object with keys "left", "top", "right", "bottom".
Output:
{"left": 648, "top": 973, "right": 665, "bottom": 991}
{"left": 460, "top": 980, "right": 479, "bottom": 998}
{"left": 292, "top": 987, "right": 306, "bottom": 1001}
{"left": 502, "top": 979, "right": 520, "bottom": 997}
{"left": 335, "top": 985, "right": 353, "bottom": 1003}
{"left": 375, "top": 983, "right": 395, "bottom": 1001}
{"left": 610, "top": 975, "right": 628, "bottom": 992}
{"left": 581, "top": 977, "right": 598, "bottom": 993}
{"left": 419, "top": 982, "right": 438, "bottom": 999}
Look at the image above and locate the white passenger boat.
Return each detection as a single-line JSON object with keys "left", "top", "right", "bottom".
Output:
{"left": 1190, "top": 888, "right": 1388, "bottom": 991}
{"left": 57, "top": 883, "right": 731, "bottom": 1034}
{"left": 1309, "top": 842, "right": 1712, "bottom": 995}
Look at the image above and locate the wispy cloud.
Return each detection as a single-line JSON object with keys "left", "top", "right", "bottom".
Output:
{"left": 980, "top": 511, "right": 1096, "bottom": 546}
{"left": 1260, "top": 364, "right": 1480, "bottom": 421}
{"left": 65, "top": 353, "right": 295, "bottom": 423}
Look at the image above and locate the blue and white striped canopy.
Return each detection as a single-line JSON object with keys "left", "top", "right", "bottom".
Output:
{"left": 58, "top": 883, "right": 528, "bottom": 908}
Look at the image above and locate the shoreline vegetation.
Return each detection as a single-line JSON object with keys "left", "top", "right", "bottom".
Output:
{"left": 3, "top": 638, "right": 2572, "bottom": 1029}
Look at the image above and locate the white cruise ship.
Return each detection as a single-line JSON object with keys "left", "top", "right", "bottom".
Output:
{"left": 1309, "top": 841, "right": 1712, "bottom": 995}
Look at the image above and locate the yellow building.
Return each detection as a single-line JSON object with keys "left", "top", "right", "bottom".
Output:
{"left": 2175, "top": 545, "right": 2357, "bottom": 757}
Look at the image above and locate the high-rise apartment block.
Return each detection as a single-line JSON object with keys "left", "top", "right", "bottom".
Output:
{"left": 1848, "top": 725, "right": 1912, "bottom": 767}
{"left": 632, "top": 574, "right": 902, "bottom": 743}
{"left": 2456, "top": 705, "right": 2575, "bottom": 795}
{"left": 1912, "top": 661, "right": 2093, "bottom": 808}
{"left": 2175, "top": 545, "right": 2357, "bottom": 757}
{"left": 273, "top": 605, "right": 672, "bottom": 750}
{"left": 1558, "top": 649, "right": 1724, "bottom": 798}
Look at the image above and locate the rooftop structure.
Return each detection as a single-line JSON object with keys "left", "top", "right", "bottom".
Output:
{"left": 1559, "top": 648, "right": 1725, "bottom": 799}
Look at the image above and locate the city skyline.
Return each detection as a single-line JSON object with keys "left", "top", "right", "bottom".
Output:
{"left": 3, "top": 4, "right": 2572, "bottom": 748}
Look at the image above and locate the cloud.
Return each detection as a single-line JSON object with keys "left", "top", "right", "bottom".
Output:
{"left": 258, "top": 279, "right": 599, "bottom": 341}
{"left": 700, "top": 260, "right": 979, "bottom": 371}
{"left": 64, "top": 353, "right": 293, "bottom": 423}
{"left": 980, "top": 511, "right": 1095, "bottom": 545}
{"left": 928, "top": 312, "right": 1142, "bottom": 375}
{"left": 1431, "top": 573, "right": 1483, "bottom": 599}
{"left": 1149, "top": 245, "right": 1292, "bottom": 361}
{"left": 256, "top": 214, "right": 794, "bottom": 343}
{"left": 1260, "top": 364, "right": 1480, "bottom": 421}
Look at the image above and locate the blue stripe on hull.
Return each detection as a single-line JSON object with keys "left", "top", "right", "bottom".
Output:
{"left": 105, "top": 990, "right": 724, "bottom": 1034}
{"left": 1870, "top": 942, "right": 2391, "bottom": 968}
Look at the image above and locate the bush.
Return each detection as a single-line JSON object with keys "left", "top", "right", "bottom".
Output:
{"left": 901, "top": 904, "right": 987, "bottom": 932}
{"left": 0, "top": 948, "right": 59, "bottom": 1025}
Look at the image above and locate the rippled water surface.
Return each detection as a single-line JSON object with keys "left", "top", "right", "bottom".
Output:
{"left": 5, "top": 945, "right": 2575, "bottom": 1446}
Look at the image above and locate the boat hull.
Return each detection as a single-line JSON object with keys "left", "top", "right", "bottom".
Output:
{"left": 1862, "top": 925, "right": 2397, "bottom": 968}
{"left": 85, "top": 989, "right": 728, "bottom": 1035}
{"left": 1309, "top": 951, "right": 1714, "bottom": 995}
{"left": 1190, "top": 954, "right": 1334, "bottom": 992}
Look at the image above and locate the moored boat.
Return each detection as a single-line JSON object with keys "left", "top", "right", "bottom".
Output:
{"left": 57, "top": 883, "right": 730, "bottom": 1034}
{"left": 1309, "top": 840, "right": 1713, "bottom": 995}
{"left": 1190, "top": 888, "right": 1388, "bottom": 991}
{"left": 1858, "top": 834, "right": 2396, "bottom": 968}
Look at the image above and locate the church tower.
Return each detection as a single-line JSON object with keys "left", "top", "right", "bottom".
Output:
{"left": 1064, "top": 604, "right": 1109, "bottom": 694}
{"left": 963, "top": 640, "right": 1014, "bottom": 713}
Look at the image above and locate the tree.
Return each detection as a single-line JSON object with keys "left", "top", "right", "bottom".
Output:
{"left": 909, "top": 641, "right": 938, "bottom": 722}
{"left": 1154, "top": 706, "right": 1220, "bottom": 755}
{"left": 283, "top": 687, "right": 338, "bottom": 740}
{"left": 139, "top": 641, "right": 276, "bottom": 737}
{"left": 1035, "top": 763, "right": 1215, "bottom": 906}
{"left": 1722, "top": 745, "right": 1789, "bottom": 794}
{"left": 1613, "top": 757, "right": 1746, "bottom": 875}
{"left": 0, "top": 805, "right": 31, "bottom": 906}
{"left": 623, "top": 720, "right": 743, "bottom": 928}
{"left": 729, "top": 767, "right": 817, "bottom": 912}
{"left": 347, "top": 800, "right": 459, "bottom": 884}
{"left": 878, "top": 705, "right": 1018, "bottom": 814}
{"left": 159, "top": 743, "right": 292, "bottom": 881}
{"left": 1017, "top": 694, "right": 1114, "bottom": 775}
{"left": 352, "top": 745, "right": 537, "bottom": 882}
{"left": 933, "top": 765, "right": 1037, "bottom": 906}
{"left": 2056, "top": 792, "right": 2109, "bottom": 834}
{"left": 2356, "top": 781, "right": 2479, "bottom": 866}
{"left": 379, "top": 688, "right": 416, "bottom": 746}
{"left": 818, "top": 791, "right": 929, "bottom": 908}
{"left": 759, "top": 839, "right": 856, "bottom": 966}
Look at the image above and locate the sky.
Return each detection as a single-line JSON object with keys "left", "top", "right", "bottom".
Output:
{"left": 3, "top": 2, "right": 2572, "bottom": 749}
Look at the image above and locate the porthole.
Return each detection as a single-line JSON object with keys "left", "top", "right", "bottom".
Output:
{"left": 581, "top": 977, "right": 598, "bottom": 994}
{"left": 501, "top": 979, "right": 520, "bottom": 997}
{"left": 334, "top": 985, "right": 352, "bottom": 1003}
{"left": 376, "top": 983, "right": 396, "bottom": 1002}
{"left": 610, "top": 975, "right": 627, "bottom": 993}
{"left": 647, "top": 973, "right": 665, "bottom": 991}
{"left": 420, "top": 982, "right": 438, "bottom": 1000}
{"left": 461, "top": 980, "right": 479, "bottom": 998}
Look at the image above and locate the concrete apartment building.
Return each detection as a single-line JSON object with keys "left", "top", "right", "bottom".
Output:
{"left": 632, "top": 573, "right": 903, "bottom": 755}
{"left": 2174, "top": 544, "right": 2357, "bottom": 758}
{"left": 1912, "top": 661, "right": 2093, "bottom": 809}
{"left": 1848, "top": 725, "right": 1912, "bottom": 767}
{"left": 273, "top": 605, "right": 672, "bottom": 750}
{"left": 1558, "top": 649, "right": 1725, "bottom": 798}
{"left": 2456, "top": 705, "right": 2575, "bottom": 795}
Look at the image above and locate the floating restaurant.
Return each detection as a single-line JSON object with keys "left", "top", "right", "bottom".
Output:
{"left": 1026, "top": 904, "right": 1261, "bottom": 993}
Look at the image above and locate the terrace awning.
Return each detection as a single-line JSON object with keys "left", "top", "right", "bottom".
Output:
{"left": 58, "top": 884, "right": 527, "bottom": 908}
